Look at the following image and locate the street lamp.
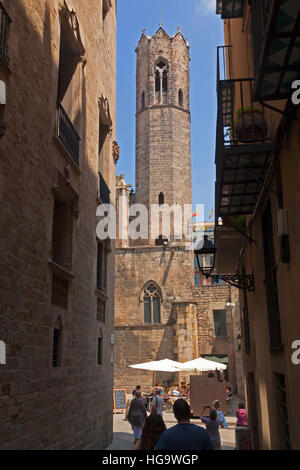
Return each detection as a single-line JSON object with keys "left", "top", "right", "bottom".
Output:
{"left": 195, "top": 235, "right": 216, "bottom": 278}
{"left": 195, "top": 237, "right": 254, "bottom": 292}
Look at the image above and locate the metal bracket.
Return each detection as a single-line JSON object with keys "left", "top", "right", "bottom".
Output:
{"left": 259, "top": 100, "right": 298, "bottom": 121}
{"left": 227, "top": 222, "right": 256, "bottom": 244}
{"left": 257, "top": 179, "right": 279, "bottom": 196}
{"left": 211, "top": 274, "right": 254, "bottom": 292}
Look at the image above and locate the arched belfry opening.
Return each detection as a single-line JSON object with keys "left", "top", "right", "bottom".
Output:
{"left": 159, "top": 192, "right": 164, "bottom": 205}
{"left": 155, "top": 60, "right": 168, "bottom": 105}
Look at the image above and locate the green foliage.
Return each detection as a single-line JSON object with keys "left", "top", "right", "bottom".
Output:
{"left": 236, "top": 106, "right": 262, "bottom": 118}
{"left": 230, "top": 215, "right": 247, "bottom": 231}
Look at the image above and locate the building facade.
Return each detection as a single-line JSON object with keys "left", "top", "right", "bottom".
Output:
{"left": 214, "top": 0, "right": 300, "bottom": 449}
{"left": 114, "top": 27, "right": 243, "bottom": 398}
{"left": 0, "top": 0, "right": 117, "bottom": 449}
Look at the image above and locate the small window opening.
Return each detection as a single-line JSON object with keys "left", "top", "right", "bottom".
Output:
{"left": 178, "top": 89, "right": 183, "bottom": 106}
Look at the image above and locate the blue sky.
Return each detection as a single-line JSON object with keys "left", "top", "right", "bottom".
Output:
{"left": 116, "top": 0, "right": 224, "bottom": 219}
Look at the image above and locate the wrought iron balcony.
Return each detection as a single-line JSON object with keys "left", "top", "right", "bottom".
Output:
{"left": 215, "top": 46, "right": 273, "bottom": 220}
{"left": 57, "top": 103, "right": 80, "bottom": 166}
{"left": 216, "top": 0, "right": 244, "bottom": 19}
{"left": 251, "top": 0, "right": 273, "bottom": 74}
{"left": 99, "top": 172, "right": 110, "bottom": 205}
{"left": 0, "top": 2, "right": 12, "bottom": 64}
{"left": 252, "top": 0, "right": 300, "bottom": 102}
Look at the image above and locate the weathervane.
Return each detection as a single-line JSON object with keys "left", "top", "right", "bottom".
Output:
{"left": 159, "top": 8, "right": 163, "bottom": 27}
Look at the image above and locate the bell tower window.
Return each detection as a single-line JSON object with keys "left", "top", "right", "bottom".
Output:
{"left": 155, "top": 60, "right": 168, "bottom": 105}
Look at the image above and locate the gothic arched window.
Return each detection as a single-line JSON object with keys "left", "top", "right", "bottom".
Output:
{"left": 143, "top": 283, "right": 161, "bottom": 324}
{"left": 159, "top": 192, "right": 164, "bottom": 205}
{"left": 162, "top": 70, "right": 168, "bottom": 92}
{"left": 178, "top": 89, "right": 183, "bottom": 106}
{"left": 155, "top": 60, "right": 168, "bottom": 103}
{"left": 155, "top": 71, "right": 160, "bottom": 92}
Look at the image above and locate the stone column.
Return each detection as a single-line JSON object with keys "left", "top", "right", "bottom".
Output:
{"left": 116, "top": 174, "right": 131, "bottom": 248}
{"left": 173, "top": 302, "right": 198, "bottom": 383}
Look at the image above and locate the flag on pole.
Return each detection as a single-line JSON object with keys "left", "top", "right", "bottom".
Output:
{"left": 192, "top": 209, "right": 200, "bottom": 218}
{"left": 208, "top": 208, "right": 214, "bottom": 220}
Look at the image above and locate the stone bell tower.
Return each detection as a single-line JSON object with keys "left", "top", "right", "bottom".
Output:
{"left": 114, "top": 27, "right": 197, "bottom": 392}
{"left": 135, "top": 27, "right": 192, "bottom": 241}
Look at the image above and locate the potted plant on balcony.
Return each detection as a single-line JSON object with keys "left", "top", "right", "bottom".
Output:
{"left": 230, "top": 215, "right": 247, "bottom": 231}
{"left": 221, "top": 215, "right": 247, "bottom": 231}
{"left": 235, "top": 106, "right": 267, "bottom": 143}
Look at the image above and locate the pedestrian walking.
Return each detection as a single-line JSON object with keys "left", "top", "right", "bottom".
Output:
{"left": 155, "top": 399, "right": 213, "bottom": 450}
{"left": 212, "top": 399, "right": 229, "bottom": 429}
{"left": 135, "top": 413, "right": 166, "bottom": 450}
{"left": 132, "top": 384, "right": 141, "bottom": 397}
{"left": 236, "top": 402, "right": 248, "bottom": 427}
{"left": 127, "top": 390, "right": 147, "bottom": 445}
{"left": 201, "top": 407, "right": 222, "bottom": 450}
{"left": 151, "top": 388, "right": 164, "bottom": 416}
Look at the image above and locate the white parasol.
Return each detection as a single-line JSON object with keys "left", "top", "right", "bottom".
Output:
{"left": 176, "top": 357, "right": 227, "bottom": 372}
{"left": 129, "top": 358, "right": 182, "bottom": 372}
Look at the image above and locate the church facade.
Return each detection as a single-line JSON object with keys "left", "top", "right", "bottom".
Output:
{"left": 114, "top": 27, "right": 243, "bottom": 396}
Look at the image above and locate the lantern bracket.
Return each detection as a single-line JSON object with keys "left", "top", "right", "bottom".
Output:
{"left": 210, "top": 274, "right": 254, "bottom": 292}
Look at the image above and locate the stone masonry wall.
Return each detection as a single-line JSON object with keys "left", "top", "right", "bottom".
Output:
{"left": 192, "top": 285, "right": 244, "bottom": 396}
{"left": 0, "top": 0, "right": 117, "bottom": 449}
{"left": 114, "top": 245, "right": 194, "bottom": 393}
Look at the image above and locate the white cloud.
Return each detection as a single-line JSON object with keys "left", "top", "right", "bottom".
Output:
{"left": 195, "top": 0, "right": 216, "bottom": 16}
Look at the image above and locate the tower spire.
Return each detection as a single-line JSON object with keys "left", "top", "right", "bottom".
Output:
{"left": 159, "top": 8, "right": 163, "bottom": 28}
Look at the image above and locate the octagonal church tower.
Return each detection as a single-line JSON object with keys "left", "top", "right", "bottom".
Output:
{"left": 135, "top": 27, "right": 192, "bottom": 242}
{"left": 114, "top": 28, "right": 197, "bottom": 392}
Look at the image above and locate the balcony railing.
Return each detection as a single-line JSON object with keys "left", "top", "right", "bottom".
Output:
{"left": 99, "top": 172, "right": 110, "bottom": 204}
{"left": 0, "top": 2, "right": 12, "bottom": 64}
{"left": 57, "top": 103, "right": 80, "bottom": 166}
{"left": 253, "top": 0, "right": 300, "bottom": 102}
{"left": 215, "top": 46, "right": 273, "bottom": 220}
{"left": 216, "top": 0, "right": 245, "bottom": 19}
{"left": 251, "top": 0, "right": 273, "bottom": 74}
{"left": 216, "top": 0, "right": 222, "bottom": 15}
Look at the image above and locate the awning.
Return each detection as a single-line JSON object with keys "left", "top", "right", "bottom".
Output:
{"left": 217, "top": 145, "right": 272, "bottom": 216}
{"left": 254, "top": 0, "right": 300, "bottom": 101}
{"left": 202, "top": 355, "right": 229, "bottom": 365}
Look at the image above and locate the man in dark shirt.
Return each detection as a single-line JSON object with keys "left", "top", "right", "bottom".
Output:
{"left": 155, "top": 399, "right": 213, "bottom": 450}
{"left": 132, "top": 385, "right": 141, "bottom": 397}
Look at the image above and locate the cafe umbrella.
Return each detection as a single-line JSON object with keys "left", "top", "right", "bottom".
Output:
{"left": 129, "top": 358, "right": 182, "bottom": 387}
{"left": 176, "top": 357, "right": 227, "bottom": 373}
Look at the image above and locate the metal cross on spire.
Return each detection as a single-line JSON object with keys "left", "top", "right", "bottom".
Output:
{"left": 159, "top": 8, "right": 163, "bottom": 27}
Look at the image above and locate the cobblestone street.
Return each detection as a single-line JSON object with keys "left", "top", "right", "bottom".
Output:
{"left": 107, "top": 413, "right": 236, "bottom": 451}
